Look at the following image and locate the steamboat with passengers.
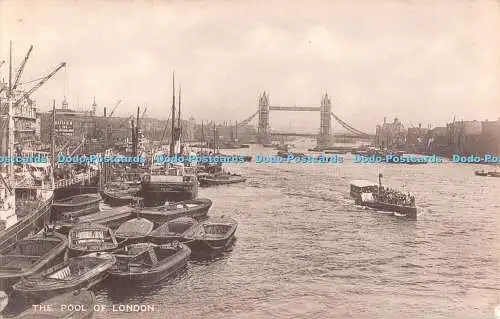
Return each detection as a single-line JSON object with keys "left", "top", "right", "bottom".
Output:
{"left": 350, "top": 174, "right": 417, "bottom": 220}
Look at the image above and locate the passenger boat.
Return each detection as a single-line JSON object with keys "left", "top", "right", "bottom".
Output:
{"left": 147, "top": 217, "right": 199, "bottom": 244}
{"left": 138, "top": 198, "right": 212, "bottom": 225}
{"left": 54, "top": 205, "right": 135, "bottom": 234}
{"left": 68, "top": 223, "right": 119, "bottom": 257}
{"left": 350, "top": 178, "right": 417, "bottom": 220}
{"left": 198, "top": 173, "right": 246, "bottom": 187}
{"left": 115, "top": 217, "right": 154, "bottom": 244}
{"left": 475, "top": 170, "right": 489, "bottom": 176}
{"left": 0, "top": 231, "right": 67, "bottom": 292}
{"left": 13, "top": 252, "right": 115, "bottom": 301}
{"left": 13, "top": 289, "right": 95, "bottom": 319}
{"left": 141, "top": 163, "right": 199, "bottom": 206}
{"left": 100, "top": 183, "right": 141, "bottom": 207}
{"left": 182, "top": 216, "right": 238, "bottom": 256}
{"left": 51, "top": 194, "right": 101, "bottom": 221}
{"left": 107, "top": 242, "right": 190, "bottom": 286}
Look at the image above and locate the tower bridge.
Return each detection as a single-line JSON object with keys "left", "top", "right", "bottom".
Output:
{"left": 238, "top": 92, "right": 373, "bottom": 148}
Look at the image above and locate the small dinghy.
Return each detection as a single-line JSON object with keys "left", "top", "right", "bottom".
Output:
{"left": 108, "top": 242, "right": 190, "bottom": 286}
{"left": 52, "top": 194, "right": 102, "bottom": 221}
{"left": 13, "top": 252, "right": 115, "bottom": 302}
{"left": 147, "top": 217, "right": 198, "bottom": 244}
{"left": 68, "top": 223, "right": 119, "bottom": 257}
{"left": 138, "top": 198, "right": 212, "bottom": 225}
{"left": 0, "top": 231, "right": 67, "bottom": 292}
{"left": 198, "top": 173, "right": 246, "bottom": 187}
{"left": 14, "top": 289, "right": 95, "bottom": 319}
{"left": 183, "top": 216, "right": 238, "bottom": 257}
{"left": 115, "top": 217, "right": 154, "bottom": 244}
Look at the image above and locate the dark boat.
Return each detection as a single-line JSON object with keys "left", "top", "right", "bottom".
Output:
{"left": 0, "top": 188, "right": 54, "bottom": 250}
{"left": 198, "top": 173, "right": 246, "bottom": 187}
{"left": 182, "top": 216, "right": 238, "bottom": 256}
{"left": 13, "top": 252, "right": 115, "bottom": 301}
{"left": 138, "top": 198, "right": 212, "bottom": 225}
{"left": 54, "top": 205, "right": 135, "bottom": 234}
{"left": 100, "top": 184, "right": 140, "bottom": 207}
{"left": 197, "top": 163, "right": 223, "bottom": 174}
{"left": 115, "top": 217, "right": 154, "bottom": 244}
{"left": 350, "top": 179, "right": 417, "bottom": 220}
{"left": 51, "top": 194, "right": 101, "bottom": 221}
{"left": 242, "top": 155, "right": 252, "bottom": 162}
{"left": 141, "top": 164, "right": 199, "bottom": 206}
{"left": 475, "top": 170, "right": 489, "bottom": 176}
{"left": 13, "top": 289, "right": 95, "bottom": 319}
{"left": 107, "top": 242, "right": 190, "bottom": 286}
{"left": 68, "top": 223, "right": 119, "bottom": 257}
{"left": 0, "top": 231, "right": 67, "bottom": 292}
{"left": 488, "top": 171, "right": 500, "bottom": 177}
{"left": 147, "top": 217, "right": 199, "bottom": 244}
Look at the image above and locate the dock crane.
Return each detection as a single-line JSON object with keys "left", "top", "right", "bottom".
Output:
{"left": 107, "top": 99, "right": 122, "bottom": 118}
{"left": 12, "top": 45, "right": 33, "bottom": 90}
{"left": 14, "top": 62, "right": 66, "bottom": 106}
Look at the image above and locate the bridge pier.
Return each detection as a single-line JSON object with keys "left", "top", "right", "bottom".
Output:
{"left": 316, "top": 93, "right": 333, "bottom": 149}
{"left": 257, "top": 91, "right": 271, "bottom": 145}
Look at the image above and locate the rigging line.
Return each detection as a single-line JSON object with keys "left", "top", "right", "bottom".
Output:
{"left": 16, "top": 75, "right": 46, "bottom": 86}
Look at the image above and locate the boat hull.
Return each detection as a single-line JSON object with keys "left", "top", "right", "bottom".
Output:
{"left": 107, "top": 245, "right": 190, "bottom": 286}
{"left": 138, "top": 199, "right": 212, "bottom": 225}
{"left": 12, "top": 290, "right": 95, "bottom": 319}
{"left": 52, "top": 194, "right": 101, "bottom": 221}
{"left": 198, "top": 176, "right": 246, "bottom": 187}
{"left": 360, "top": 201, "right": 417, "bottom": 220}
{"left": 0, "top": 232, "right": 67, "bottom": 292}
{"left": 141, "top": 182, "right": 198, "bottom": 206}
{"left": 0, "top": 193, "right": 53, "bottom": 250}
{"left": 13, "top": 254, "right": 115, "bottom": 302}
{"left": 100, "top": 189, "right": 138, "bottom": 207}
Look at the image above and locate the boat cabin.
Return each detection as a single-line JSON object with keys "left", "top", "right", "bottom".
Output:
{"left": 69, "top": 224, "right": 117, "bottom": 251}
{"left": 350, "top": 180, "right": 379, "bottom": 195}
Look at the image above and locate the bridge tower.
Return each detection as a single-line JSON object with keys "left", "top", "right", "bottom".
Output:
{"left": 257, "top": 91, "right": 271, "bottom": 144}
{"left": 317, "top": 92, "right": 333, "bottom": 149}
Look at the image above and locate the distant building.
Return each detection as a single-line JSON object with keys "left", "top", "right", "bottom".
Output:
{"left": 375, "top": 117, "right": 406, "bottom": 150}
{"left": 406, "top": 124, "right": 431, "bottom": 153}
{"left": 0, "top": 86, "right": 40, "bottom": 154}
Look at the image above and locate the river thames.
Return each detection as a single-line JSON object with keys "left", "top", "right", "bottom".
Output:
{"left": 92, "top": 144, "right": 500, "bottom": 319}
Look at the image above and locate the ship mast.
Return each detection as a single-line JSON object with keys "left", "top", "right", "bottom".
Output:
{"left": 169, "top": 72, "right": 176, "bottom": 156}
{"left": 7, "top": 41, "right": 14, "bottom": 186}
{"left": 178, "top": 86, "right": 181, "bottom": 152}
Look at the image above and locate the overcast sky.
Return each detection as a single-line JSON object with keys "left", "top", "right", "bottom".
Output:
{"left": 1, "top": 0, "right": 499, "bottom": 133}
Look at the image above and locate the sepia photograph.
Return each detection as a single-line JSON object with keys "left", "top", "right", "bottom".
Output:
{"left": 0, "top": 0, "right": 499, "bottom": 318}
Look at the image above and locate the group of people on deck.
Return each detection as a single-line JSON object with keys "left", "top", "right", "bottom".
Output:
{"left": 375, "top": 187, "right": 415, "bottom": 207}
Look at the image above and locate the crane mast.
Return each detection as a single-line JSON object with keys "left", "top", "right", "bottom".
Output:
{"left": 107, "top": 99, "right": 122, "bottom": 118}
{"left": 14, "top": 62, "right": 66, "bottom": 106}
{"left": 12, "top": 45, "right": 33, "bottom": 90}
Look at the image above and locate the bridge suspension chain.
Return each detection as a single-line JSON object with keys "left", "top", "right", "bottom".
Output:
{"left": 330, "top": 113, "right": 369, "bottom": 136}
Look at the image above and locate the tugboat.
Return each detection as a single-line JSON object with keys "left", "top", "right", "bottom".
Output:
{"left": 475, "top": 169, "right": 489, "bottom": 176}
{"left": 350, "top": 174, "right": 417, "bottom": 220}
